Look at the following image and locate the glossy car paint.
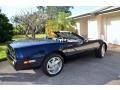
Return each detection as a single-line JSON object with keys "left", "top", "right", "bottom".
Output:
{"left": 6, "top": 32, "right": 107, "bottom": 70}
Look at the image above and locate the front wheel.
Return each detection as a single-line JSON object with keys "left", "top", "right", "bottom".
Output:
{"left": 41, "top": 53, "right": 64, "bottom": 76}
{"left": 95, "top": 44, "right": 106, "bottom": 58}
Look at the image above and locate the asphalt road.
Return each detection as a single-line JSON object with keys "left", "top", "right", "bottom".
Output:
{"left": 0, "top": 51, "right": 120, "bottom": 85}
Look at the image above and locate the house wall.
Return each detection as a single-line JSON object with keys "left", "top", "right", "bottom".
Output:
{"left": 76, "top": 22, "right": 80, "bottom": 35}
{"left": 79, "top": 17, "right": 88, "bottom": 38}
{"left": 96, "top": 15, "right": 105, "bottom": 40}
{"left": 104, "top": 12, "right": 120, "bottom": 45}
{"left": 88, "top": 17, "right": 98, "bottom": 39}
{"left": 75, "top": 11, "right": 120, "bottom": 45}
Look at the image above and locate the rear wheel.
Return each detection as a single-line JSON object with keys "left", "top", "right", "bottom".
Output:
{"left": 95, "top": 44, "right": 106, "bottom": 58}
{"left": 41, "top": 53, "right": 64, "bottom": 76}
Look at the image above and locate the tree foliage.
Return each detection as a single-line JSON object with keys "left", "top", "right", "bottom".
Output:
{"left": 11, "top": 11, "right": 47, "bottom": 38}
{"left": 11, "top": 6, "right": 74, "bottom": 38}
{"left": 0, "top": 12, "right": 13, "bottom": 43}
{"left": 13, "top": 24, "right": 25, "bottom": 34}
{"left": 45, "top": 12, "right": 76, "bottom": 37}
{"left": 37, "top": 6, "right": 75, "bottom": 37}
{"left": 37, "top": 6, "right": 73, "bottom": 20}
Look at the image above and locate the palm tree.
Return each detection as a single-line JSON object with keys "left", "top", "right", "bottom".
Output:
{"left": 57, "top": 12, "right": 73, "bottom": 30}
{"left": 45, "top": 12, "right": 76, "bottom": 37}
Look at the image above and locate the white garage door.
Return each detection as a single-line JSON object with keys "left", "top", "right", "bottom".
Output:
{"left": 88, "top": 20, "right": 98, "bottom": 39}
{"left": 106, "top": 17, "right": 120, "bottom": 45}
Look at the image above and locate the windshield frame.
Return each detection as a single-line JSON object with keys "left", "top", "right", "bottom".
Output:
{"left": 54, "top": 31, "right": 84, "bottom": 40}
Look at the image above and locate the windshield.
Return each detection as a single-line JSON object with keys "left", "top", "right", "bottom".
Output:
{"left": 54, "top": 32, "right": 80, "bottom": 40}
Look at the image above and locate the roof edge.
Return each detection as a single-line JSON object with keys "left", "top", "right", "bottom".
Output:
{"left": 72, "top": 6, "right": 120, "bottom": 19}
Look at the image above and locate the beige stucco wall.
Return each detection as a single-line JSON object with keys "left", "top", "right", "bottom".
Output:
{"left": 75, "top": 11, "right": 120, "bottom": 45}
{"left": 80, "top": 17, "right": 88, "bottom": 38}
{"left": 103, "top": 12, "right": 120, "bottom": 45}
{"left": 101, "top": 11, "right": 120, "bottom": 41}
{"left": 75, "top": 17, "right": 88, "bottom": 38}
{"left": 96, "top": 15, "right": 105, "bottom": 40}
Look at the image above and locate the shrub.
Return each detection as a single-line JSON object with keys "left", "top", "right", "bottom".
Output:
{"left": 0, "top": 13, "right": 14, "bottom": 43}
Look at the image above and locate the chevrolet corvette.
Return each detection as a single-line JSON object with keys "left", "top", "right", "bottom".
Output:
{"left": 6, "top": 31, "right": 107, "bottom": 76}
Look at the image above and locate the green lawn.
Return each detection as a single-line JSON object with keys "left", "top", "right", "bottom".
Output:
{"left": 13, "top": 34, "right": 46, "bottom": 40}
{"left": 0, "top": 34, "right": 45, "bottom": 62}
{"left": 0, "top": 44, "right": 7, "bottom": 61}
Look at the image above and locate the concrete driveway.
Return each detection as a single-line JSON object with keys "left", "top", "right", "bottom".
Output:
{"left": 0, "top": 50, "right": 120, "bottom": 85}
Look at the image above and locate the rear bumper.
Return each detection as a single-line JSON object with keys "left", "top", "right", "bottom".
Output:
{"left": 7, "top": 54, "right": 44, "bottom": 70}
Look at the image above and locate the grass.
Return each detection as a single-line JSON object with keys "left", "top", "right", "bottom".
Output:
{"left": 0, "top": 34, "right": 46, "bottom": 62}
{"left": 13, "top": 34, "right": 46, "bottom": 40}
{"left": 0, "top": 44, "right": 7, "bottom": 61}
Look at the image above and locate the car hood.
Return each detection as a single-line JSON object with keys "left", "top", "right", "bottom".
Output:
{"left": 9, "top": 39, "right": 56, "bottom": 49}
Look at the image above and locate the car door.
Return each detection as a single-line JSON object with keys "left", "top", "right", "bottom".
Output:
{"left": 62, "top": 33, "right": 85, "bottom": 55}
{"left": 62, "top": 42, "right": 78, "bottom": 56}
{"left": 59, "top": 32, "right": 100, "bottom": 55}
{"left": 67, "top": 33, "right": 100, "bottom": 54}
{"left": 74, "top": 39, "right": 100, "bottom": 54}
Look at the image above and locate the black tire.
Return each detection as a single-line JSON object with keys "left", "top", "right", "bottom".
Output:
{"left": 95, "top": 44, "right": 106, "bottom": 58}
{"left": 41, "top": 53, "right": 64, "bottom": 76}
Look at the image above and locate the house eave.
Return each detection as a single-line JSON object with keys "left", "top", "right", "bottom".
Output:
{"left": 73, "top": 6, "right": 120, "bottom": 19}
{"left": 73, "top": 13, "right": 91, "bottom": 19}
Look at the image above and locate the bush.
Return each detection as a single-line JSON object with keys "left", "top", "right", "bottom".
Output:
{"left": 0, "top": 13, "right": 14, "bottom": 43}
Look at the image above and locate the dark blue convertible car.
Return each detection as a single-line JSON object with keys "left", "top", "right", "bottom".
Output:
{"left": 6, "top": 31, "right": 107, "bottom": 76}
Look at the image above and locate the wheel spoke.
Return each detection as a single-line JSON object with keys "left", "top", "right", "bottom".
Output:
{"left": 48, "top": 61, "right": 53, "bottom": 67}
{"left": 55, "top": 59, "right": 60, "bottom": 64}
{"left": 47, "top": 67, "right": 53, "bottom": 71}
{"left": 52, "top": 58, "right": 56, "bottom": 62}
{"left": 47, "top": 56, "right": 62, "bottom": 75}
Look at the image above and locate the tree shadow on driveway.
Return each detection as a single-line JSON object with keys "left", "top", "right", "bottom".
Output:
{"left": 0, "top": 70, "right": 45, "bottom": 83}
